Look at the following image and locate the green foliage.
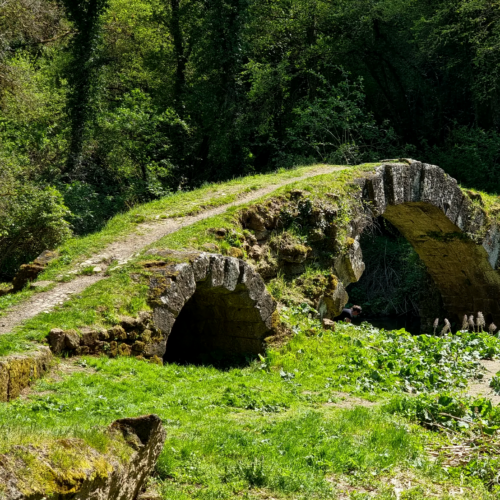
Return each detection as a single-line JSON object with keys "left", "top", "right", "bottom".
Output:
{"left": 424, "top": 126, "right": 500, "bottom": 194}
{"left": 388, "top": 393, "right": 500, "bottom": 435}
{"left": 0, "top": 169, "right": 71, "bottom": 279}
{"left": 387, "top": 393, "right": 500, "bottom": 488}
{"left": 60, "top": 181, "right": 126, "bottom": 234}
{"left": 95, "top": 89, "right": 189, "bottom": 199}
{"left": 61, "top": 0, "right": 110, "bottom": 171}
{"left": 353, "top": 328, "right": 500, "bottom": 394}
{"left": 286, "top": 71, "right": 398, "bottom": 165}
{"left": 348, "top": 229, "right": 428, "bottom": 317}
{"left": 4, "top": 0, "right": 500, "bottom": 271}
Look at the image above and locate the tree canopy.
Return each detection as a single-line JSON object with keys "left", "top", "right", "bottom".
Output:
{"left": 1, "top": 0, "right": 500, "bottom": 277}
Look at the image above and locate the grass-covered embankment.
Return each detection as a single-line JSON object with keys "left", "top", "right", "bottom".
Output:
{"left": 0, "top": 163, "right": 342, "bottom": 316}
{"left": 3, "top": 307, "right": 500, "bottom": 497}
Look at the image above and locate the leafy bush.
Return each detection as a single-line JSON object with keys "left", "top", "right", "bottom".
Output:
{"left": 0, "top": 170, "right": 71, "bottom": 279}
{"left": 285, "top": 71, "right": 398, "bottom": 165}
{"left": 424, "top": 125, "right": 500, "bottom": 193}
{"left": 61, "top": 181, "right": 127, "bottom": 235}
{"left": 355, "top": 328, "right": 500, "bottom": 394}
{"left": 387, "top": 393, "right": 500, "bottom": 434}
{"left": 95, "top": 90, "right": 190, "bottom": 199}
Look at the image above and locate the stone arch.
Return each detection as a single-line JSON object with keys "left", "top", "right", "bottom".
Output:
{"left": 147, "top": 251, "right": 276, "bottom": 363}
{"left": 352, "top": 160, "right": 500, "bottom": 325}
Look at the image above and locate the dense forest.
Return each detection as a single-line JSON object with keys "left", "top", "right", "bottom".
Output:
{"left": 2, "top": 0, "right": 500, "bottom": 279}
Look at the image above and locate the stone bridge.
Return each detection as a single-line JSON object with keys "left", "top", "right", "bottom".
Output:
{"left": 146, "top": 159, "right": 500, "bottom": 361}
{"left": 357, "top": 159, "right": 500, "bottom": 325}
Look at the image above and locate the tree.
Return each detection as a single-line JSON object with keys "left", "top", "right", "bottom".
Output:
{"left": 60, "top": 0, "right": 110, "bottom": 176}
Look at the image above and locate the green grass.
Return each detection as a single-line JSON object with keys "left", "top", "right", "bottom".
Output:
{"left": 0, "top": 270, "right": 148, "bottom": 356}
{"left": 33, "top": 164, "right": 344, "bottom": 283}
{"left": 1, "top": 309, "right": 500, "bottom": 497}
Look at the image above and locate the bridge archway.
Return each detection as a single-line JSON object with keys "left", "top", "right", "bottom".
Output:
{"left": 356, "top": 161, "right": 500, "bottom": 325}
{"left": 147, "top": 251, "right": 276, "bottom": 363}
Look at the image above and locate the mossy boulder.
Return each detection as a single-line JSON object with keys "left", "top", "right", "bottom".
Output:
{"left": 0, "top": 414, "right": 166, "bottom": 500}
{"left": 273, "top": 233, "right": 311, "bottom": 264}
{"left": 11, "top": 250, "right": 58, "bottom": 292}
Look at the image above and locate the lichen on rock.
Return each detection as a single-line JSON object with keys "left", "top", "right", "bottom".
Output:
{"left": 0, "top": 347, "right": 52, "bottom": 402}
{"left": 0, "top": 414, "right": 166, "bottom": 500}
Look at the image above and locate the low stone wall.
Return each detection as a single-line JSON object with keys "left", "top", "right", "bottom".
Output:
{"left": 0, "top": 414, "right": 166, "bottom": 500}
{"left": 0, "top": 347, "right": 52, "bottom": 401}
{"left": 48, "top": 312, "right": 165, "bottom": 364}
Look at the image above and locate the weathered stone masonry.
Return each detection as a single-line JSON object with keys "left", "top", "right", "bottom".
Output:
{"left": 147, "top": 250, "right": 277, "bottom": 362}
{"left": 358, "top": 160, "right": 500, "bottom": 325}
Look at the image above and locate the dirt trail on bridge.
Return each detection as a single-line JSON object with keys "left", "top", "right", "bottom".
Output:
{"left": 0, "top": 165, "right": 345, "bottom": 335}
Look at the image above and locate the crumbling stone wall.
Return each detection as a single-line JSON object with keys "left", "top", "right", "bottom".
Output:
{"left": 11, "top": 250, "right": 58, "bottom": 292}
{"left": 48, "top": 312, "right": 166, "bottom": 364}
{"left": 236, "top": 190, "right": 365, "bottom": 319}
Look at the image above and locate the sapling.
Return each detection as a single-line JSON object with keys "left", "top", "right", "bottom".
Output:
{"left": 477, "top": 312, "right": 485, "bottom": 332}
{"left": 433, "top": 318, "right": 439, "bottom": 336}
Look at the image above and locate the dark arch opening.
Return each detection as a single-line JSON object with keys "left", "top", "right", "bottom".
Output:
{"left": 164, "top": 282, "right": 268, "bottom": 366}
{"left": 348, "top": 217, "right": 447, "bottom": 334}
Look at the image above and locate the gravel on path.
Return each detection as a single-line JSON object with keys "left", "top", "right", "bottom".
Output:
{"left": 466, "top": 359, "right": 500, "bottom": 405}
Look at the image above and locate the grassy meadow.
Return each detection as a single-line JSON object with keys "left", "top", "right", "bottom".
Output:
{"left": 1, "top": 308, "right": 499, "bottom": 498}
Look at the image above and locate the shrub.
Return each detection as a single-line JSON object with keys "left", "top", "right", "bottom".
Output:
{"left": 285, "top": 70, "right": 398, "bottom": 165}
{"left": 424, "top": 125, "right": 500, "bottom": 193}
{"left": 61, "top": 181, "right": 126, "bottom": 235}
{"left": 0, "top": 172, "right": 71, "bottom": 280}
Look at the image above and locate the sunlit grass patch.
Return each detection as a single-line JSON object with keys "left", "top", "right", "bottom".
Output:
{"left": 0, "top": 305, "right": 499, "bottom": 496}
{"left": 0, "top": 353, "right": 421, "bottom": 499}
{"left": 150, "top": 165, "right": 376, "bottom": 255}
{"left": 0, "top": 271, "right": 149, "bottom": 356}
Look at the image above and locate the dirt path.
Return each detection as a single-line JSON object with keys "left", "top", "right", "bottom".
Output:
{"left": 466, "top": 359, "right": 500, "bottom": 405}
{"left": 0, "top": 165, "right": 345, "bottom": 335}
